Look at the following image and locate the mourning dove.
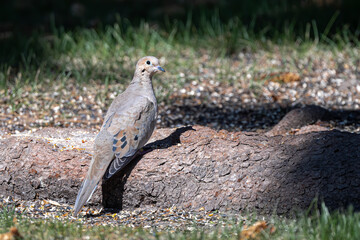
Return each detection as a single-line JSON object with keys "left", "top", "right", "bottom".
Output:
{"left": 73, "top": 56, "right": 165, "bottom": 216}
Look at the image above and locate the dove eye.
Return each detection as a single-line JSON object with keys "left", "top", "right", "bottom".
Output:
{"left": 146, "top": 61, "right": 151, "bottom": 65}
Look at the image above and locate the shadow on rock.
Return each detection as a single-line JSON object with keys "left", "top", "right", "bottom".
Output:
{"left": 101, "top": 126, "right": 195, "bottom": 211}
{"left": 261, "top": 130, "right": 360, "bottom": 215}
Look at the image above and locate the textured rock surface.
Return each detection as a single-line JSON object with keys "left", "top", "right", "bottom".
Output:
{"left": 266, "top": 105, "right": 331, "bottom": 136}
{"left": 1, "top": 119, "right": 360, "bottom": 215}
{"left": 0, "top": 128, "right": 97, "bottom": 204}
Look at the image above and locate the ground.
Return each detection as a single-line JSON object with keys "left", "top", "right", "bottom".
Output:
{"left": 1, "top": 10, "right": 360, "bottom": 239}
{"left": 1, "top": 46, "right": 360, "bottom": 134}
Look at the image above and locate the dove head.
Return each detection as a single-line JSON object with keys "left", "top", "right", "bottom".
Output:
{"left": 135, "top": 56, "right": 165, "bottom": 78}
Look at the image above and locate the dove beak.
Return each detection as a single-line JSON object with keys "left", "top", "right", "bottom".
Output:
{"left": 157, "top": 66, "right": 165, "bottom": 72}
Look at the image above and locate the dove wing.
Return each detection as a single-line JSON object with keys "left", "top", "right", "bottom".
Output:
{"left": 73, "top": 95, "right": 156, "bottom": 216}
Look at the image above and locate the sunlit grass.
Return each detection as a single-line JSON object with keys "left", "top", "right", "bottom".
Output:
{"left": 1, "top": 203, "right": 360, "bottom": 239}
{"left": 0, "top": 14, "right": 359, "bottom": 111}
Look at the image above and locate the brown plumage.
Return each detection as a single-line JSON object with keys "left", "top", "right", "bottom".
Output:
{"left": 73, "top": 56, "right": 165, "bottom": 216}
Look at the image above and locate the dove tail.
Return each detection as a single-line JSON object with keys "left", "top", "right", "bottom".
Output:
{"left": 104, "top": 155, "right": 135, "bottom": 179}
{"left": 73, "top": 177, "right": 99, "bottom": 216}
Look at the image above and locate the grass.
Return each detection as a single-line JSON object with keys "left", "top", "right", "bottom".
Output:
{"left": 1, "top": 203, "right": 360, "bottom": 239}
{"left": 1, "top": 13, "right": 360, "bottom": 112}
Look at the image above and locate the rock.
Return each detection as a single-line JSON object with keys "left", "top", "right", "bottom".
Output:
{"left": 266, "top": 105, "right": 331, "bottom": 136}
{"left": 1, "top": 120, "right": 360, "bottom": 215}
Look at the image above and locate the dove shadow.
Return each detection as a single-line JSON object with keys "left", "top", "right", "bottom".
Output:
{"left": 101, "top": 126, "right": 195, "bottom": 212}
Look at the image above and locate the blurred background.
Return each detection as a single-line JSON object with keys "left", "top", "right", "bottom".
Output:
{"left": 0, "top": 0, "right": 359, "bottom": 133}
{"left": 1, "top": 0, "right": 359, "bottom": 35}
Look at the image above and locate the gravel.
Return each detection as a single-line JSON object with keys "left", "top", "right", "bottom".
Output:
{"left": 1, "top": 197, "right": 247, "bottom": 229}
{"left": 1, "top": 49, "right": 360, "bottom": 134}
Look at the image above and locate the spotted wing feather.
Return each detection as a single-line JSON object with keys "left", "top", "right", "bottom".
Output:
{"left": 103, "top": 97, "right": 155, "bottom": 179}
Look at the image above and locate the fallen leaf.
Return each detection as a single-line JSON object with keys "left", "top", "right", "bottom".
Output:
{"left": 240, "top": 221, "right": 274, "bottom": 239}
{"left": 264, "top": 72, "right": 301, "bottom": 83}
{"left": 0, "top": 227, "right": 23, "bottom": 240}
{"left": 47, "top": 199, "right": 61, "bottom": 206}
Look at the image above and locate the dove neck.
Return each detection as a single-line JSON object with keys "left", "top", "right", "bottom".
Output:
{"left": 130, "top": 73, "right": 156, "bottom": 99}
{"left": 131, "top": 72, "right": 153, "bottom": 86}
